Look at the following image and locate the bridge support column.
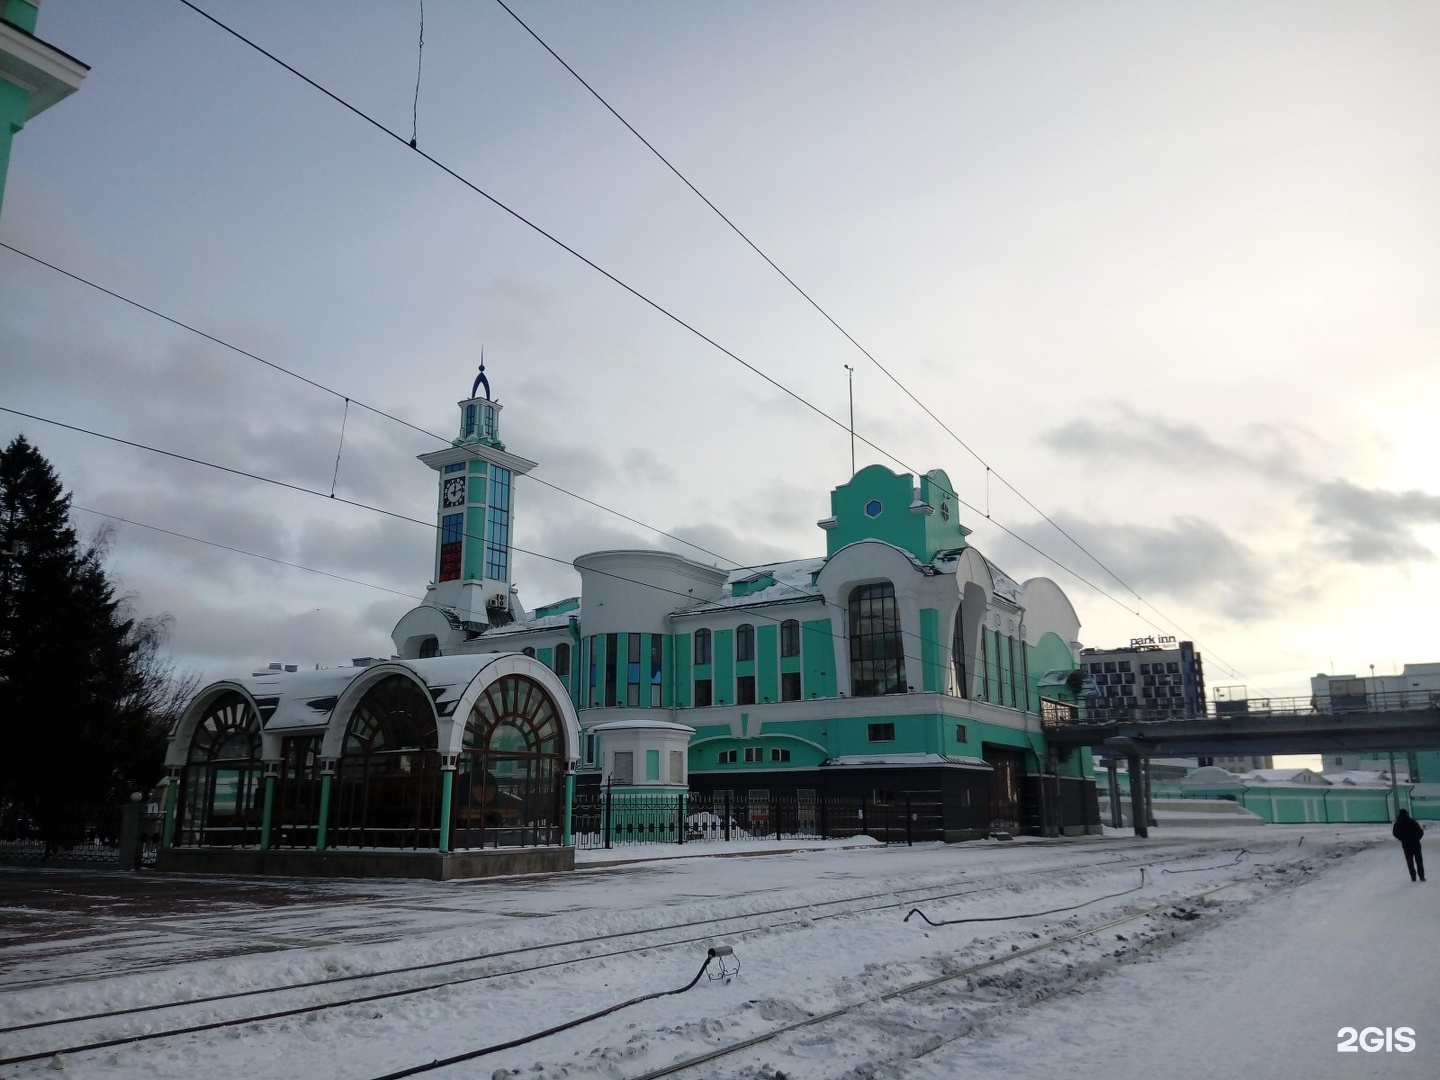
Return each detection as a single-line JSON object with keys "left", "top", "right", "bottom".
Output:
{"left": 1106, "top": 757, "right": 1122, "bottom": 829}
{"left": 1105, "top": 737, "right": 1147, "bottom": 839}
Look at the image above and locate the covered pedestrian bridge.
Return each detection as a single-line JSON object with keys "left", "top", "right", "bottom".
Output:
{"left": 157, "top": 653, "right": 581, "bottom": 879}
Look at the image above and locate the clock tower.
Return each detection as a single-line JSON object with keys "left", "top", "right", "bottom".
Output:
{"left": 416, "top": 361, "right": 538, "bottom": 631}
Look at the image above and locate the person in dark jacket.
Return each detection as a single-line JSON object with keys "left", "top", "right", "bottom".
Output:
{"left": 1392, "top": 809, "right": 1425, "bottom": 882}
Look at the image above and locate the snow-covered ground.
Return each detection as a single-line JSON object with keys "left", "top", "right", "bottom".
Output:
{"left": 0, "top": 825, "right": 1432, "bottom": 1079}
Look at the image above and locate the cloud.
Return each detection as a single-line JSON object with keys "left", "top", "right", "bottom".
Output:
{"left": 1041, "top": 404, "right": 1309, "bottom": 484}
{"left": 988, "top": 512, "right": 1273, "bottom": 621}
{"left": 1309, "top": 480, "right": 1440, "bottom": 564}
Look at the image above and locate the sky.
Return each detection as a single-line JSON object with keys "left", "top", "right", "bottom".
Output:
{"left": 2, "top": 0, "right": 1438, "bottom": 696}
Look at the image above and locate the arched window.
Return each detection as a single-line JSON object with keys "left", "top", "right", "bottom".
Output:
{"left": 848, "top": 582, "right": 907, "bottom": 697}
{"left": 554, "top": 641, "right": 572, "bottom": 677}
{"left": 780, "top": 619, "right": 801, "bottom": 658}
{"left": 951, "top": 608, "right": 968, "bottom": 699}
{"left": 178, "top": 692, "right": 263, "bottom": 847}
{"left": 694, "top": 628, "right": 713, "bottom": 665}
{"left": 418, "top": 636, "right": 440, "bottom": 659}
{"left": 333, "top": 675, "right": 441, "bottom": 849}
{"left": 455, "top": 675, "right": 565, "bottom": 848}
{"left": 736, "top": 623, "right": 755, "bottom": 662}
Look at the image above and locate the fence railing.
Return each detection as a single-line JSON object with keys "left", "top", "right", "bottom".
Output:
{"left": 0, "top": 803, "right": 162, "bottom": 867}
{"left": 570, "top": 790, "right": 943, "bottom": 850}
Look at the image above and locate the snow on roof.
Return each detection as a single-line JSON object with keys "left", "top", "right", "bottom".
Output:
{"left": 1321, "top": 771, "right": 1395, "bottom": 786}
{"left": 683, "top": 556, "right": 826, "bottom": 613}
{"left": 821, "top": 753, "right": 991, "bottom": 769}
{"left": 474, "top": 611, "right": 575, "bottom": 638}
{"left": 980, "top": 554, "right": 1024, "bottom": 604}
{"left": 1246, "top": 768, "right": 1330, "bottom": 785}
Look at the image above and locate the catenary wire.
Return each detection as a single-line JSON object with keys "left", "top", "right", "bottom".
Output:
{"left": 167, "top": 0, "right": 1257, "bottom": 686}
{"left": 2, "top": 404, "right": 1068, "bottom": 704}
{"left": 487, "top": 0, "right": 1224, "bottom": 668}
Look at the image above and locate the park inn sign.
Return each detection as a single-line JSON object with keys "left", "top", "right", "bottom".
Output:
{"left": 1129, "top": 635, "right": 1178, "bottom": 649}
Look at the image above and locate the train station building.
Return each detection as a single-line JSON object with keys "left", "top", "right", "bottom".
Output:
{"left": 159, "top": 367, "right": 1098, "bottom": 878}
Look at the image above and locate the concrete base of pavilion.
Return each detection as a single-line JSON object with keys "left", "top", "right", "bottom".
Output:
{"left": 155, "top": 845, "right": 575, "bottom": 880}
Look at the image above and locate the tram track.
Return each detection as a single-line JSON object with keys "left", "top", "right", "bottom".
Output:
{"left": 626, "top": 878, "right": 1250, "bottom": 1080}
{"left": 0, "top": 843, "right": 1263, "bottom": 1067}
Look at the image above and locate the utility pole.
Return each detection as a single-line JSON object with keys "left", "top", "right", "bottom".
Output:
{"left": 844, "top": 364, "right": 855, "bottom": 476}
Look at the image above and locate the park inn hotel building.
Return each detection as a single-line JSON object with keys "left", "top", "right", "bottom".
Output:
{"left": 386, "top": 370, "right": 1100, "bottom": 841}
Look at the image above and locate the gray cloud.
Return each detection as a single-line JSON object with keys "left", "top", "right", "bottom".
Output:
{"left": 988, "top": 512, "right": 1273, "bottom": 622}
{"left": 1041, "top": 404, "right": 1309, "bottom": 484}
{"left": 1309, "top": 480, "right": 1440, "bottom": 564}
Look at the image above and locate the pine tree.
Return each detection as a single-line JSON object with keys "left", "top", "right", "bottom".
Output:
{"left": 0, "top": 436, "right": 183, "bottom": 851}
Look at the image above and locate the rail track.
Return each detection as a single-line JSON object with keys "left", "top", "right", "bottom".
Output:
{"left": 0, "top": 837, "right": 1320, "bottom": 1074}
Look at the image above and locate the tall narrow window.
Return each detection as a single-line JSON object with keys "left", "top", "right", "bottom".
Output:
{"left": 554, "top": 642, "right": 571, "bottom": 677}
{"left": 848, "top": 582, "right": 906, "bottom": 697}
{"left": 604, "top": 632, "right": 618, "bottom": 708}
{"left": 951, "top": 607, "right": 968, "bottom": 698}
{"left": 694, "top": 679, "right": 713, "bottom": 707}
{"left": 780, "top": 619, "right": 800, "bottom": 658}
{"left": 484, "top": 466, "right": 511, "bottom": 580}
{"left": 439, "top": 513, "right": 464, "bottom": 582}
{"left": 736, "top": 623, "right": 755, "bottom": 662}
{"left": 612, "top": 751, "right": 633, "bottom": 785}
{"left": 781, "top": 672, "right": 801, "bottom": 701}
{"left": 627, "top": 633, "right": 641, "bottom": 707}
{"left": 694, "top": 628, "right": 712, "bottom": 665}
{"left": 650, "top": 636, "right": 663, "bottom": 708}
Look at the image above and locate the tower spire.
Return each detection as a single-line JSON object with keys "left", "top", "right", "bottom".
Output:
{"left": 471, "top": 348, "right": 491, "bottom": 400}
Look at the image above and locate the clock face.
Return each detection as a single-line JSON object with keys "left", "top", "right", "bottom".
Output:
{"left": 442, "top": 476, "right": 466, "bottom": 508}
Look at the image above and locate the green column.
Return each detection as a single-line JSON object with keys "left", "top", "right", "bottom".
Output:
{"left": 562, "top": 772, "right": 576, "bottom": 846}
{"left": 316, "top": 766, "right": 334, "bottom": 851}
{"left": 259, "top": 769, "right": 277, "bottom": 850}
{"left": 439, "top": 767, "right": 455, "bottom": 852}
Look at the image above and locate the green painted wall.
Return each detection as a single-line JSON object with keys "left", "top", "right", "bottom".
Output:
{"left": 463, "top": 505, "right": 486, "bottom": 580}
{"left": 3, "top": 1, "right": 39, "bottom": 34}
{"left": 1027, "top": 631, "right": 1077, "bottom": 707}
{"left": 674, "top": 633, "right": 693, "bottom": 708}
{"left": 714, "top": 629, "right": 734, "bottom": 706}
{"left": 0, "top": 79, "right": 26, "bottom": 217}
{"left": 824, "top": 464, "right": 968, "bottom": 562}
{"left": 757, "top": 623, "right": 779, "bottom": 703}
{"left": 802, "top": 619, "right": 836, "bottom": 698}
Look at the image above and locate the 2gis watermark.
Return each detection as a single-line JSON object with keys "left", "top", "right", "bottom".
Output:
{"left": 1336, "top": 1027, "right": 1416, "bottom": 1053}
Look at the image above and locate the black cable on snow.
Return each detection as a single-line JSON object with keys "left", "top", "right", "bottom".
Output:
{"left": 904, "top": 869, "right": 1147, "bottom": 927}
{"left": 1161, "top": 849, "right": 1249, "bottom": 874}
{"left": 364, "top": 949, "right": 724, "bottom": 1080}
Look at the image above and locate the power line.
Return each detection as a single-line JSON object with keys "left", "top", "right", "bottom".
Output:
{"left": 3, "top": 404, "right": 1056, "bottom": 697}
{"left": 2, "top": 235, "right": 1231, "bottom": 684}
{"left": 488, "top": 0, "right": 1221, "bottom": 675}
{"left": 169, "top": 0, "right": 1255, "bottom": 686}
{"left": 70, "top": 504, "right": 424, "bottom": 602}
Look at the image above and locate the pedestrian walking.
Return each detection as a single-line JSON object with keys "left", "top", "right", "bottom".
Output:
{"left": 1392, "top": 808, "right": 1426, "bottom": 882}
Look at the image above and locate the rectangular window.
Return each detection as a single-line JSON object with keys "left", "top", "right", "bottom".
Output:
{"left": 627, "top": 634, "right": 641, "bottom": 707}
{"left": 717, "top": 749, "right": 737, "bottom": 764}
{"left": 483, "top": 466, "right": 511, "bottom": 580}
{"left": 612, "top": 751, "right": 633, "bottom": 785}
{"left": 645, "top": 749, "right": 660, "bottom": 782}
{"left": 1104, "top": 661, "right": 1117, "bottom": 674}
{"left": 694, "top": 679, "right": 713, "bottom": 707}
{"left": 736, "top": 624, "right": 755, "bottom": 662}
{"left": 737, "top": 675, "right": 756, "bottom": 705}
{"left": 444, "top": 462, "right": 465, "bottom": 474}
{"left": 743, "top": 747, "right": 763, "bottom": 763}
{"left": 955, "top": 724, "right": 967, "bottom": 743}
{"left": 584, "top": 733, "right": 596, "bottom": 765}
{"left": 650, "top": 683, "right": 661, "bottom": 707}
{"left": 669, "top": 750, "right": 684, "bottom": 784}
{"left": 770, "top": 748, "right": 791, "bottom": 763}
{"left": 694, "top": 629, "right": 712, "bottom": 665}
{"left": 1118, "top": 660, "right": 1131, "bottom": 673}
{"left": 1140, "top": 663, "right": 1151, "bottom": 675}
{"left": 605, "top": 632, "right": 618, "bottom": 708}
{"left": 781, "top": 672, "right": 801, "bottom": 701}
{"left": 868, "top": 723, "right": 895, "bottom": 742}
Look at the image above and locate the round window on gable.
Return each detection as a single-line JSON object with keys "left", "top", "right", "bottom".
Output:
{"left": 939, "top": 501, "right": 950, "bottom": 521}
{"left": 864, "top": 499, "right": 883, "bottom": 518}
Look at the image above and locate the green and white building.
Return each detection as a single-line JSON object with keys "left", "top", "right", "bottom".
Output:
{"left": 392, "top": 370, "right": 1100, "bottom": 839}
{"left": 0, "top": 0, "right": 86, "bottom": 217}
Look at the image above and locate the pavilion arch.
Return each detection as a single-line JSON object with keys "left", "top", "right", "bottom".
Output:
{"left": 170, "top": 685, "right": 265, "bottom": 848}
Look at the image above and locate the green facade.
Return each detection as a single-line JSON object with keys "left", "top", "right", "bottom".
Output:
{"left": 824, "top": 465, "right": 968, "bottom": 562}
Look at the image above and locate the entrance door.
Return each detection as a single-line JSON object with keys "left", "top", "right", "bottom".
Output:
{"left": 983, "top": 747, "right": 1025, "bottom": 833}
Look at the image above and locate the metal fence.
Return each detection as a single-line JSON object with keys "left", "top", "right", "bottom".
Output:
{"left": 571, "top": 789, "right": 944, "bottom": 850}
